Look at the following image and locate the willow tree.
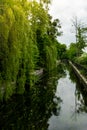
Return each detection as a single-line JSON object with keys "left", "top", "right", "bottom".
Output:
{"left": 44, "top": 15, "right": 62, "bottom": 72}
{"left": 29, "top": 0, "right": 62, "bottom": 72}
{"left": 28, "top": 0, "right": 49, "bottom": 68}
{"left": 0, "top": 0, "right": 62, "bottom": 100}
{"left": 0, "top": 0, "right": 37, "bottom": 100}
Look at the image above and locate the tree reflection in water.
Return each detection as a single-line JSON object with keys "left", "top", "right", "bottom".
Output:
{"left": 68, "top": 64, "right": 87, "bottom": 114}
{"left": 0, "top": 64, "right": 66, "bottom": 130}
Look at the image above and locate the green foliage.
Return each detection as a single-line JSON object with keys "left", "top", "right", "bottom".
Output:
{"left": 47, "top": 16, "right": 62, "bottom": 39}
{"left": 69, "top": 18, "right": 87, "bottom": 61}
{"left": 0, "top": 0, "right": 61, "bottom": 100}
{"left": 57, "top": 43, "right": 67, "bottom": 60}
{"left": 0, "top": 0, "right": 36, "bottom": 99}
{"left": 75, "top": 53, "right": 87, "bottom": 66}
{"left": 76, "top": 26, "right": 87, "bottom": 56}
{"left": 45, "top": 44, "right": 57, "bottom": 72}
{"left": 67, "top": 43, "right": 78, "bottom": 60}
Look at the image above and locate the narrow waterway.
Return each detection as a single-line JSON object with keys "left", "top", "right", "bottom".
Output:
{"left": 0, "top": 64, "right": 87, "bottom": 130}
{"left": 48, "top": 68, "right": 87, "bottom": 130}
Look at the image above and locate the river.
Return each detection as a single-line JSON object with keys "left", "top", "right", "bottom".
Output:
{"left": 0, "top": 63, "right": 87, "bottom": 130}
{"left": 48, "top": 69, "right": 87, "bottom": 130}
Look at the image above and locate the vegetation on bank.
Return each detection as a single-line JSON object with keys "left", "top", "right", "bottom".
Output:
{"left": 66, "top": 19, "right": 87, "bottom": 77}
{"left": 0, "top": 0, "right": 64, "bottom": 100}
{"left": 0, "top": 0, "right": 87, "bottom": 101}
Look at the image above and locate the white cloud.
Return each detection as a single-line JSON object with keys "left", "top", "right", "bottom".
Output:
{"left": 49, "top": 0, "right": 87, "bottom": 46}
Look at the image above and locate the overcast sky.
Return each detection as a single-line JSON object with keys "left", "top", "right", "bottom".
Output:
{"left": 49, "top": 0, "right": 87, "bottom": 46}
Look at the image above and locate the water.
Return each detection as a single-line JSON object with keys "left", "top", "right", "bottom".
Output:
{"left": 0, "top": 63, "right": 87, "bottom": 130}
{"left": 48, "top": 70, "right": 87, "bottom": 130}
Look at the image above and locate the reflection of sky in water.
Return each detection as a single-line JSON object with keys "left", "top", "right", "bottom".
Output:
{"left": 48, "top": 71, "right": 87, "bottom": 130}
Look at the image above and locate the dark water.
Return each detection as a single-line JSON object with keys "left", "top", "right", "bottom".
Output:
{"left": 0, "top": 63, "right": 87, "bottom": 130}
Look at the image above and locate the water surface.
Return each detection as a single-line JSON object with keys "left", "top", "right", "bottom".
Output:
{"left": 0, "top": 64, "right": 87, "bottom": 130}
{"left": 48, "top": 68, "right": 87, "bottom": 130}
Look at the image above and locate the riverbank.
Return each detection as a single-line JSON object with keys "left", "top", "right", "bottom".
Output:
{"left": 69, "top": 61, "right": 87, "bottom": 89}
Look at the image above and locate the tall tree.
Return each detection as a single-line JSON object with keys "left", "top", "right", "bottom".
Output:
{"left": 0, "top": 0, "right": 62, "bottom": 100}
{"left": 72, "top": 17, "right": 87, "bottom": 56}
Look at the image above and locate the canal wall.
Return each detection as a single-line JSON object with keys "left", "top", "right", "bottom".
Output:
{"left": 69, "top": 61, "right": 87, "bottom": 89}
